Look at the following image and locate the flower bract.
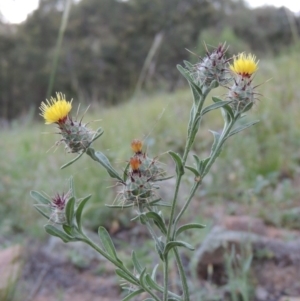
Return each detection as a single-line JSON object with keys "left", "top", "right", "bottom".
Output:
{"left": 229, "top": 53, "right": 258, "bottom": 77}
{"left": 40, "top": 92, "right": 72, "bottom": 124}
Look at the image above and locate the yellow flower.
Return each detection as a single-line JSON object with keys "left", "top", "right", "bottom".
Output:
{"left": 40, "top": 92, "right": 72, "bottom": 124}
{"left": 229, "top": 53, "right": 258, "bottom": 77}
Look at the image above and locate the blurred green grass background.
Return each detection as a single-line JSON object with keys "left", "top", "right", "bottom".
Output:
{"left": 1, "top": 48, "right": 300, "bottom": 243}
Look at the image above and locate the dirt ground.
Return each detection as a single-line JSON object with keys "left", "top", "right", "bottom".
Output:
{"left": 10, "top": 217, "right": 300, "bottom": 301}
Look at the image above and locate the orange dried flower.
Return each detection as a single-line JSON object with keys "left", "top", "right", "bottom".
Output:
{"left": 130, "top": 157, "right": 141, "bottom": 171}
{"left": 131, "top": 139, "right": 143, "bottom": 154}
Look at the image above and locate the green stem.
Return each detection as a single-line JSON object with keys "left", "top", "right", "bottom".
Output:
{"left": 202, "top": 118, "right": 235, "bottom": 178}
{"left": 164, "top": 175, "right": 186, "bottom": 300}
{"left": 173, "top": 182, "right": 200, "bottom": 236}
{"left": 173, "top": 248, "right": 189, "bottom": 299}
{"left": 163, "top": 254, "right": 169, "bottom": 301}
{"left": 163, "top": 87, "right": 212, "bottom": 301}
{"left": 80, "top": 232, "right": 161, "bottom": 301}
{"left": 173, "top": 118, "right": 236, "bottom": 236}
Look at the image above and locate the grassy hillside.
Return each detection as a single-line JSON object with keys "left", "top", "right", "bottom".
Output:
{"left": 1, "top": 49, "right": 300, "bottom": 242}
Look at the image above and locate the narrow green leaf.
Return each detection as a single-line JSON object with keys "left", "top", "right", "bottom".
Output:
{"left": 86, "top": 148, "right": 123, "bottom": 181}
{"left": 175, "top": 223, "right": 206, "bottom": 237}
{"left": 148, "top": 198, "right": 162, "bottom": 205}
{"left": 209, "top": 130, "right": 221, "bottom": 156}
{"left": 202, "top": 101, "right": 232, "bottom": 116}
{"left": 189, "top": 82, "right": 202, "bottom": 104}
{"left": 75, "top": 194, "right": 91, "bottom": 230}
{"left": 183, "top": 60, "right": 193, "bottom": 69}
{"left": 177, "top": 64, "right": 193, "bottom": 82}
{"left": 198, "top": 157, "right": 210, "bottom": 175}
{"left": 44, "top": 225, "right": 74, "bottom": 243}
{"left": 153, "top": 175, "right": 174, "bottom": 182}
{"left": 121, "top": 289, "right": 144, "bottom": 301}
{"left": 143, "top": 299, "right": 155, "bottom": 301}
{"left": 145, "top": 274, "right": 163, "bottom": 291}
{"left": 62, "top": 224, "right": 74, "bottom": 236}
{"left": 139, "top": 268, "right": 147, "bottom": 287}
{"left": 164, "top": 241, "right": 195, "bottom": 256}
{"left": 144, "top": 212, "right": 167, "bottom": 235}
{"left": 123, "top": 162, "right": 130, "bottom": 182}
{"left": 60, "top": 151, "right": 84, "bottom": 169}
{"left": 212, "top": 96, "right": 234, "bottom": 120}
{"left": 155, "top": 238, "right": 165, "bottom": 260}
{"left": 30, "top": 191, "right": 51, "bottom": 205}
{"left": 69, "top": 176, "right": 75, "bottom": 198}
{"left": 227, "top": 120, "right": 260, "bottom": 138}
{"left": 212, "top": 96, "right": 221, "bottom": 103}
{"left": 132, "top": 251, "right": 143, "bottom": 274}
{"left": 168, "top": 151, "right": 184, "bottom": 176}
{"left": 177, "top": 65, "right": 202, "bottom": 102}
{"left": 34, "top": 205, "right": 50, "bottom": 220}
{"left": 193, "top": 154, "right": 201, "bottom": 168}
{"left": 115, "top": 269, "right": 137, "bottom": 285}
{"left": 148, "top": 200, "right": 171, "bottom": 207}
{"left": 187, "top": 105, "right": 196, "bottom": 137}
{"left": 98, "top": 226, "right": 122, "bottom": 263}
{"left": 151, "top": 264, "right": 159, "bottom": 281}
{"left": 240, "top": 101, "right": 254, "bottom": 114}
{"left": 185, "top": 165, "right": 200, "bottom": 176}
{"left": 65, "top": 197, "right": 75, "bottom": 226}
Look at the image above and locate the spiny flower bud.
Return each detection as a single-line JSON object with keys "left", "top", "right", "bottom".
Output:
{"left": 228, "top": 77, "right": 255, "bottom": 113}
{"left": 116, "top": 142, "right": 167, "bottom": 207}
{"left": 58, "top": 118, "right": 96, "bottom": 153}
{"left": 50, "top": 192, "right": 70, "bottom": 224}
{"left": 40, "top": 92, "right": 98, "bottom": 153}
{"left": 193, "top": 43, "right": 231, "bottom": 87}
{"left": 228, "top": 53, "right": 259, "bottom": 113}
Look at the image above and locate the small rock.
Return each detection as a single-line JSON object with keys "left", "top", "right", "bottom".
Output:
{"left": 255, "top": 285, "right": 269, "bottom": 300}
{"left": 221, "top": 215, "right": 266, "bottom": 235}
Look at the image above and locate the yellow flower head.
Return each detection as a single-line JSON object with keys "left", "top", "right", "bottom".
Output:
{"left": 40, "top": 92, "right": 72, "bottom": 124}
{"left": 230, "top": 53, "right": 258, "bottom": 77}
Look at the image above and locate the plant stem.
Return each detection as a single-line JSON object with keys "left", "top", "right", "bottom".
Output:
{"left": 163, "top": 89, "right": 211, "bottom": 301}
{"left": 173, "top": 117, "right": 236, "bottom": 236}
{"left": 202, "top": 117, "right": 235, "bottom": 178}
{"left": 173, "top": 248, "right": 190, "bottom": 299}
{"left": 172, "top": 182, "right": 200, "bottom": 236}
{"left": 80, "top": 232, "right": 161, "bottom": 301}
{"left": 163, "top": 254, "right": 169, "bottom": 301}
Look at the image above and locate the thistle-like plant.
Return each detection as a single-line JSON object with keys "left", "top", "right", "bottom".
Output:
{"left": 31, "top": 43, "right": 261, "bottom": 301}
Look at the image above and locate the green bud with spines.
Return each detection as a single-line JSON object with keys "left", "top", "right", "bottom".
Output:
{"left": 59, "top": 118, "right": 95, "bottom": 153}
